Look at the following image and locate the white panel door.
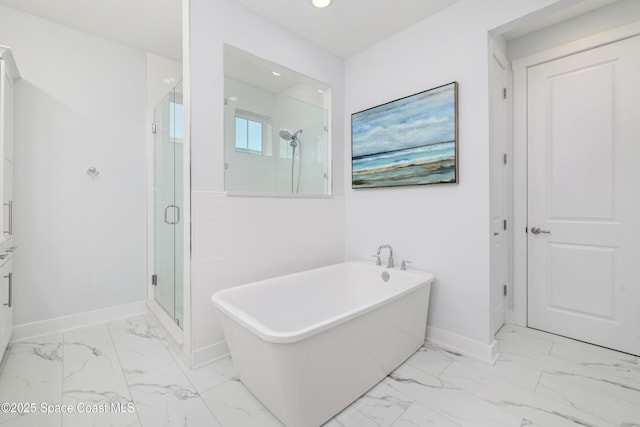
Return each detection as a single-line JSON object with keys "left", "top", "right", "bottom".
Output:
{"left": 527, "top": 35, "right": 640, "bottom": 356}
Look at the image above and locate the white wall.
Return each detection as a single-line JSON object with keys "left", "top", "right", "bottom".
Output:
{"left": 344, "top": 0, "right": 561, "bottom": 349}
{"left": 189, "top": 0, "right": 345, "bottom": 364}
{"left": 0, "top": 6, "right": 147, "bottom": 325}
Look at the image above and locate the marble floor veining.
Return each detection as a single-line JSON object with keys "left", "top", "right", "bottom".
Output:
{"left": 0, "top": 313, "right": 638, "bottom": 427}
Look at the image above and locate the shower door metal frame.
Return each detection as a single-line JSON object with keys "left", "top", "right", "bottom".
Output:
{"left": 146, "top": 78, "right": 189, "bottom": 352}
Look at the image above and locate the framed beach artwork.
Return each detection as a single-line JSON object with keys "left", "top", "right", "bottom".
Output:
{"left": 351, "top": 81, "right": 458, "bottom": 188}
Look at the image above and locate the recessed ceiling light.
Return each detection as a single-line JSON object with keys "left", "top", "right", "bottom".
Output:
{"left": 271, "top": 71, "right": 281, "bottom": 77}
{"left": 311, "top": 0, "right": 331, "bottom": 8}
{"left": 318, "top": 89, "right": 324, "bottom": 94}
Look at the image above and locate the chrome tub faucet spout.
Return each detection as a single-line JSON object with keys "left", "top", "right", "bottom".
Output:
{"left": 377, "top": 244, "right": 394, "bottom": 268}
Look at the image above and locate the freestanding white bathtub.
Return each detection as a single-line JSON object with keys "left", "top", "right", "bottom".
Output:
{"left": 211, "top": 261, "right": 434, "bottom": 427}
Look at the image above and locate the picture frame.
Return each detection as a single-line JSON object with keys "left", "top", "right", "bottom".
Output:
{"left": 351, "top": 81, "right": 458, "bottom": 188}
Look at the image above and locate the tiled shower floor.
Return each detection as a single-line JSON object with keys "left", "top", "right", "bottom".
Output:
{"left": 0, "top": 312, "right": 638, "bottom": 426}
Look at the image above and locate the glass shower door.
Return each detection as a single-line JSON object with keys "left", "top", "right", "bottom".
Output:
{"left": 153, "top": 81, "right": 183, "bottom": 328}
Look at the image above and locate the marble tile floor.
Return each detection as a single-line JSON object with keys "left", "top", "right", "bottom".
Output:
{"left": 0, "top": 313, "right": 638, "bottom": 427}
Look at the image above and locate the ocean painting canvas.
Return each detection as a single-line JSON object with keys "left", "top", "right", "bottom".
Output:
{"left": 351, "top": 82, "right": 458, "bottom": 188}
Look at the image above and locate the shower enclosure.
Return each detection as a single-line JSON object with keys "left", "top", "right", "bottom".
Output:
{"left": 224, "top": 77, "right": 329, "bottom": 195}
{"left": 223, "top": 45, "right": 331, "bottom": 196}
{"left": 153, "top": 81, "right": 183, "bottom": 328}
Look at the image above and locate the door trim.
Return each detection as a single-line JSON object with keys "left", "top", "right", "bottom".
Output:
{"left": 489, "top": 38, "right": 510, "bottom": 336}
{"left": 508, "top": 19, "right": 640, "bottom": 327}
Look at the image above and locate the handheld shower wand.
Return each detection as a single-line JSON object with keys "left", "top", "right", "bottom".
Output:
{"left": 279, "top": 129, "right": 304, "bottom": 193}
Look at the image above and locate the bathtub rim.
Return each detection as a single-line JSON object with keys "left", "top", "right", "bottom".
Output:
{"left": 211, "top": 261, "right": 434, "bottom": 344}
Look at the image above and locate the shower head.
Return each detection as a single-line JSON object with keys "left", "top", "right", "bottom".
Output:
{"left": 279, "top": 129, "right": 303, "bottom": 141}
{"left": 279, "top": 129, "right": 293, "bottom": 140}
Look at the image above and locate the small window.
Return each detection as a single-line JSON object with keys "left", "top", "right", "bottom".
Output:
{"left": 235, "top": 115, "right": 266, "bottom": 155}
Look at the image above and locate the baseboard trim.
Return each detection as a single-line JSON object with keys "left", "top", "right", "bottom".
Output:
{"left": 11, "top": 301, "right": 147, "bottom": 341}
{"left": 192, "top": 340, "right": 229, "bottom": 368}
{"left": 426, "top": 325, "right": 498, "bottom": 364}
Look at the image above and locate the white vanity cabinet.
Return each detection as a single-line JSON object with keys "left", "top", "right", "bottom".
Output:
{"left": 0, "top": 46, "right": 19, "bottom": 361}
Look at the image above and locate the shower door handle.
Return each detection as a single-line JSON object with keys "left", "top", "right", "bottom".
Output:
{"left": 164, "top": 205, "right": 180, "bottom": 225}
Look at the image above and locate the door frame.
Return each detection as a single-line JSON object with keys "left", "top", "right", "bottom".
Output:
{"left": 508, "top": 20, "right": 640, "bottom": 327}
{"left": 489, "top": 38, "right": 511, "bottom": 336}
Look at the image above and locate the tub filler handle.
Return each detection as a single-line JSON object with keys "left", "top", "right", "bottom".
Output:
{"left": 400, "top": 260, "right": 412, "bottom": 270}
{"left": 371, "top": 254, "right": 382, "bottom": 266}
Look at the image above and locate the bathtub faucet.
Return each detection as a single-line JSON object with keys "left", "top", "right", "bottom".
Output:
{"left": 377, "top": 244, "right": 394, "bottom": 269}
